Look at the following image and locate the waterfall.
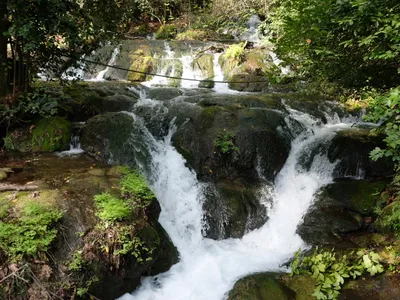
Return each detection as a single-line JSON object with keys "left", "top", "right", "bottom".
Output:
{"left": 61, "top": 55, "right": 86, "bottom": 81}
{"left": 117, "top": 93, "right": 361, "bottom": 300}
{"left": 90, "top": 47, "right": 119, "bottom": 81}
{"left": 143, "top": 41, "right": 176, "bottom": 87}
{"left": 270, "top": 52, "right": 291, "bottom": 75}
{"left": 240, "top": 15, "right": 261, "bottom": 43}
{"left": 212, "top": 53, "right": 231, "bottom": 93}
{"left": 180, "top": 55, "right": 205, "bottom": 89}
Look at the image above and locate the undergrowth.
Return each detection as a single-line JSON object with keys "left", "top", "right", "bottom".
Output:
{"left": 214, "top": 132, "right": 239, "bottom": 154}
{"left": 291, "top": 248, "right": 384, "bottom": 300}
{"left": 0, "top": 201, "right": 62, "bottom": 261}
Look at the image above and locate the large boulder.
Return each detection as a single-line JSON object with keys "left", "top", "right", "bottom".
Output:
{"left": 228, "top": 273, "right": 298, "bottom": 300}
{"left": 172, "top": 94, "right": 292, "bottom": 183}
{"left": 202, "top": 180, "right": 268, "bottom": 239}
{"left": 4, "top": 116, "right": 72, "bottom": 152}
{"left": 0, "top": 153, "right": 178, "bottom": 300}
{"left": 297, "top": 179, "right": 387, "bottom": 246}
{"left": 81, "top": 112, "right": 139, "bottom": 166}
{"left": 328, "top": 128, "right": 394, "bottom": 179}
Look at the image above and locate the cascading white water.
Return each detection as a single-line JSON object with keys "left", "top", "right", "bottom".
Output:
{"left": 90, "top": 47, "right": 119, "bottom": 81}
{"left": 269, "top": 52, "right": 291, "bottom": 75}
{"left": 143, "top": 41, "right": 176, "bottom": 87}
{"left": 61, "top": 55, "right": 86, "bottom": 81}
{"left": 118, "top": 94, "right": 360, "bottom": 300}
{"left": 180, "top": 55, "right": 205, "bottom": 89}
{"left": 212, "top": 53, "right": 231, "bottom": 94}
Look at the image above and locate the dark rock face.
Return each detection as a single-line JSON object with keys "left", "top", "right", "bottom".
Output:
{"left": 81, "top": 112, "right": 139, "bottom": 166}
{"left": 228, "top": 273, "right": 297, "bottom": 300}
{"left": 340, "top": 274, "right": 400, "bottom": 300}
{"left": 328, "top": 128, "right": 394, "bottom": 179}
{"left": 202, "top": 180, "right": 269, "bottom": 239}
{"left": 297, "top": 179, "right": 387, "bottom": 247}
{"left": 172, "top": 94, "right": 292, "bottom": 183}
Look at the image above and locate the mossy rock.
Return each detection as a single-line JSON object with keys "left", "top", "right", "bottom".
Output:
{"left": 32, "top": 117, "right": 72, "bottom": 152}
{"left": 279, "top": 275, "right": 315, "bottom": 300}
{"left": 203, "top": 180, "right": 268, "bottom": 239}
{"left": 154, "top": 25, "right": 177, "bottom": 39}
{"left": 228, "top": 273, "right": 296, "bottom": 300}
{"left": 128, "top": 48, "right": 155, "bottom": 82}
{"left": 3, "top": 128, "right": 33, "bottom": 152}
{"left": 228, "top": 73, "right": 269, "bottom": 92}
{"left": 193, "top": 54, "right": 214, "bottom": 81}
{"left": 80, "top": 112, "right": 139, "bottom": 166}
{"left": 328, "top": 128, "right": 394, "bottom": 179}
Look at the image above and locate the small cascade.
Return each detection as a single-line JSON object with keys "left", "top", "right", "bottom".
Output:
{"left": 240, "top": 15, "right": 261, "bottom": 43}
{"left": 62, "top": 55, "right": 86, "bottom": 81}
{"left": 57, "top": 123, "right": 85, "bottom": 156}
{"left": 117, "top": 93, "right": 362, "bottom": 300}
{"left": 143, "top": 41, "right": 176, "bottom": 87}
{"left": 90, "top": 47, "right": 119, "bottom": 81}
{"left": 212, "top": 52, "right": 238, "bottom": 94}
{"left": 180, "top": 55, "right": 205, "bottom": 89}
{"left": 270, "top": 51, "right": 291, "bottom": 75}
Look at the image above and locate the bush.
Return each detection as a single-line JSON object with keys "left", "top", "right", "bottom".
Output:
{"left": 364, "top": 87, "right": 400, "bottom": 162}
{"left": 214, "top": 132, "right": 239, "bottom": 154}
{"left": 223, "top": 43, "right": 246, "bottom": 63}
{"left": 155, "top": 25, "right": 177, "bottom": 39}
{"left": 268, "top": 0, "right": 400, "bottom": 87}
{"left": 291, "top": 248, "right": 384, "bottom": 299}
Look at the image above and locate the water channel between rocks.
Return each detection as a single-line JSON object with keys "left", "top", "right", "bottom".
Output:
{"left": 113, "top": 89, "right": 361, "bottom": 300}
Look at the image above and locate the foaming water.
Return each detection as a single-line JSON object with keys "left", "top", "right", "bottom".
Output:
{"left": 118, "top": 95, "right": 359, "bottom": 300}
{"left": 143, "top": 41, "right": 176, "bottom": 87}
{"left": 90, "top": 47, "right": 120, "bottom": 81}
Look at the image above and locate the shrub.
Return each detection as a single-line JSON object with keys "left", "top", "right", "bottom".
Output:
{"left": 291, "top": 248, "right": 384, "bottom": 299}
{"left": 155, "top": 25, "right": 177, "bottom": 39}
{"left": 364, "top": 87, "right": 400, "bottom": 162}
{"left": 223, "top": 43, "right": 246, "bottom": 63}
{"left": 214, "top": 132, "right": 239, "bottom": 154}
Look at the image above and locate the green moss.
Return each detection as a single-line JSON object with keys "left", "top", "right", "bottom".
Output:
{"left": 281, "top": 275, "right": 316, "bottom": 300}
{"left": 32, "top": 117, "right": 72, "bottom": 151}
{"left": 121, "top": 171, "right": 155, "bottom": 203}
{"left": 155, "top": 25, "right": 177, "bottom": 39}
{"left": 128, "top": 50, "right": 155, "bottom": 82}
{"left": 176, "top": 29, "right": 211, "bottom": 41}
{"left": 229, "top": 273, "right": 295, "bottom": 300}
{"left": 0, "top": 201, "right": 62, "bottom": 260}
{"left": 94, "top": 193, "right": 131, "bottom": 222}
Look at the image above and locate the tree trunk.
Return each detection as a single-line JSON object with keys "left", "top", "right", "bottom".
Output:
{"left": 0, "top": 1, "right": 8, "bottom": 97}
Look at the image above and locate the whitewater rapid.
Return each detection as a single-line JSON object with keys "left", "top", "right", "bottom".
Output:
{"left": 118, "top": 92, "right": 359, "bottom": 300}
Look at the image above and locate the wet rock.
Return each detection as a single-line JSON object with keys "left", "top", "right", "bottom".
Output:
{"left": 297, "top": 179, "right": 387, "bottom": 247}
{"left": 202, "top": 180, "right": 268, "bottom": 239}
{"left": 328, "top": 128, "right": 394, "bottom": 179}
{"left": 4, "top": 117, "right": 72, "bottom": 152}
{"left": 101, "top": 94, "right": 137, "bottom": 112}
{"left": 228, "top": 273, "right": 296, "bottom": 300}
{"left": 147, "top": 87, "right": 183, "bottom": 100}
{"left": 172, "top": 95, "right": 291, "bottom": 183}
{"left": 228, "top": 73, "right": 268, "bottom": 92}
{"left": 340, "top": 274, "right": 400, "bottom": 300}
{"left": 81, "top": 112, "right": 139, "bottom": 166}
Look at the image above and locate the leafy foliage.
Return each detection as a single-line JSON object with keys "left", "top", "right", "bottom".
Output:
{"left": 364, "top": 87, "right": 400, "bottom": 162}
{"left": 223, "top": 44, "right": 246, "bottom": 64}
{"left": 267, "top": 0, "right": 400, "bottom": 87}
{"left": 121, "top": 171, "right": 156, "bottom": 203}
{"left": 291, "top": 248, "right": 384, "bottom": 299}
{"left": 94, "top": 193, "right": 131, "bottom": 223}
{"left": 214, "top": 132, "right": 239, "bottom": 154}
{"left": 0, "top": 201, "right": 62, "bottom": 261}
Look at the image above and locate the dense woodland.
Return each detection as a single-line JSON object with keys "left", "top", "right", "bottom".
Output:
{"left": 0, "top": 0, "right": 400, "bottom": 299}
